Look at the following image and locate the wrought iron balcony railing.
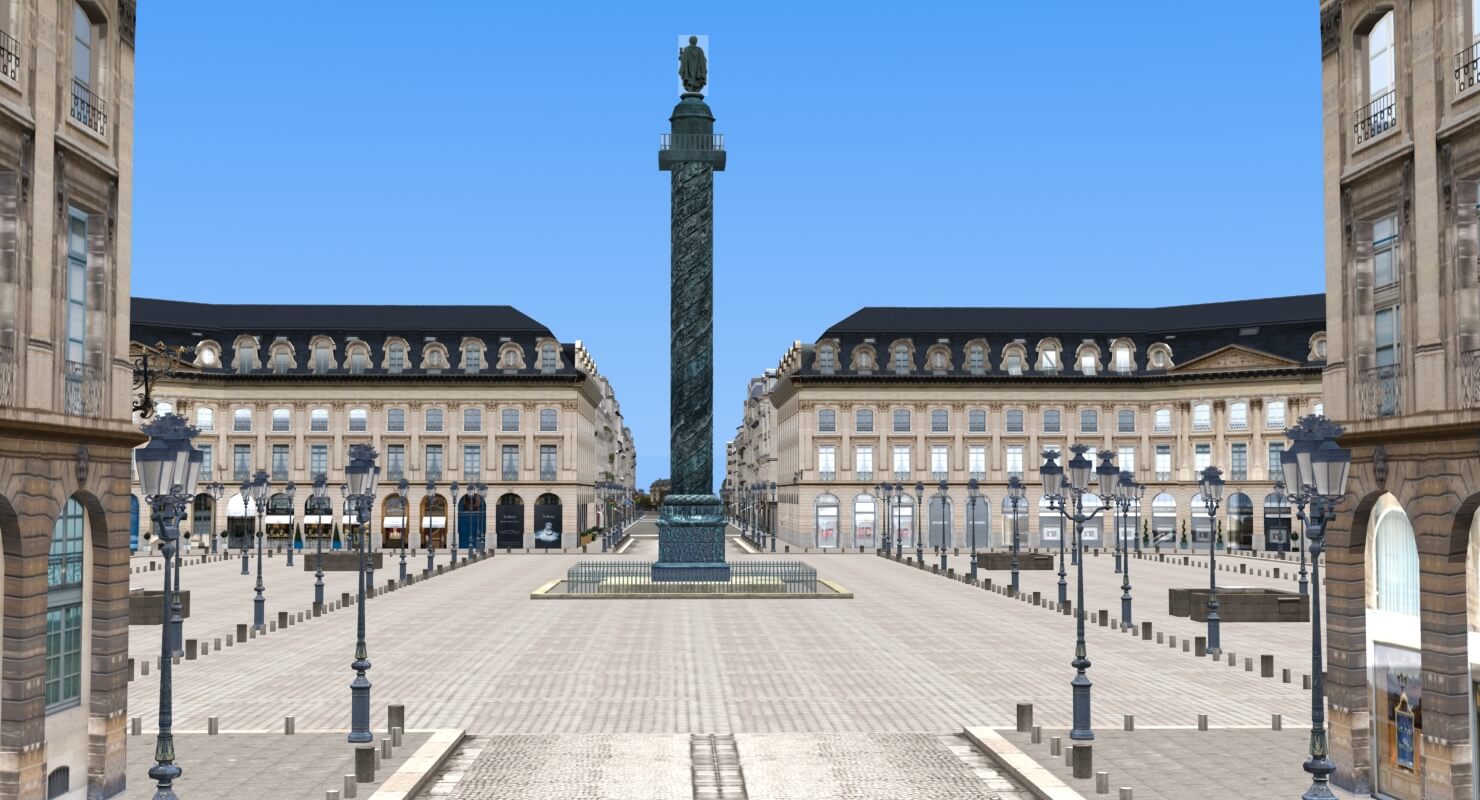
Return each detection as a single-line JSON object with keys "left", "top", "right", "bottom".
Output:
{"left": 1228, "top": 420, "right": 1248, "bottom": 431}
{"left": 502, "top": 470, "right": 518, "bottom": 481}
{"left": 1155, "top": 471, "right": 1172, "bottom": 481}
{"left": 1358, "top": 363, "right": 1403, "bottom": 419}
{"left": 819, "top": 471, "right": 835, "bottom": 481}
{"left": 856, "top": 470, "right": 873, "bottom": 482}
{"left": 1462, "top": 350, "right": 1480, "bottom": 409}
{"left": 233, "top": 467, "right": 250, "bottom": 482}
{"left": 1154, "top": 423, "right": 1172, "bottom": 433}
{"left": 70, "top": 80, "right": 107, "bottom": 136}
{"left": 63, "top": 360, "right": 102, "bottom": 417}
{"left": 893, "top": 470, "right": 910, "bottom": 481}
{"left": 0, "top": 343, "right": 13, "bottom": 407}
{"left": 271, "top": 468, "right": 290, "bottom": 481}
{"left": 48, "top": 553, "right": 83, "bottom": 588}
{"left": 1265, "top": 417, "right": 1286, "bottom": 429}
{"left": 0, "top": 29, "right": 18, "bottom": 83}
{"left": 660, "top": 133, "right": 725, "bottom": 151}
{"left": 1192, "top": 421, "right": 1212, "bottom": 432}
{"left": 1458, "top": 41, "right": 1480, "bottom": 95}
{"left": 1354, "top": 89, "right": 1397, "bottom": 145}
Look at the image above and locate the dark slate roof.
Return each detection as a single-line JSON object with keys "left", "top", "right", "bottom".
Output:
{"left": 131, "top": 297, "right": 576, "bottom": 379}
{"left": 804, "top": 293, "right": 1325, "bottom": 379}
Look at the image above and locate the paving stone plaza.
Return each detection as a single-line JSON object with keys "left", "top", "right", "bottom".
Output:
{"left": 120, "top": 518, "right": 1348, "bottom": 798}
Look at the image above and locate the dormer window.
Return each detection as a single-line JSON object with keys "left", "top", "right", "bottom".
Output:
{"left": 388, "top": 343, "right": 405, "bottom": 374}
{"left": 235, "top": 341, "right": 257, "bottom": 374}
{"left": 1005, "top": 350, "right": 1023, "bottom": 376}
{"left": 817, "top": 344, "right": 836, "bottom": 372}
{"left": 891, "top": 345, "right": 910, "bottom": 371}
{"left": 1114, "top": 347, "right": 1132, "bottom": 373}
{"left": 857, "top": 350, "right": 872, "bottom": 369}
{"left": 503, "top": 348, "right": 520, "bottom": 368}
{"left": 1079, "top": 353, "right": 1096, "bottom": 376}
{"left": 541, "top": 343, "right": 558, "bottom": 371}
{"left": 1038, "top": 347, "right": 1059, "bottom": 373}
{"left": 313, "top": 343, "right": 331, "bottom": 374}
{"left": 930, "top": 350, "right": 947, "bottom": 370}
{"left": 466, "top": 345, "right": 483, "bottom": 373}
{"left": 968, "top": 345, "right": 985, "bottom": 372}
{"left": 272, "top": 350, "right": 291, "bottom": 375}
{"left": 349, "top": 351, "right": 367, "bottom": 374}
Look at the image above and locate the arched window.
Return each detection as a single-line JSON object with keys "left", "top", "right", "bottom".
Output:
{"left": 234, "top": 337, "right": 258, "bottom": 373}
{"left": 892, "top": 344, "right": 911, "bottom": 372}
{"left": 1228, "top": 402, "right": 1248, "bottom": 431}
{"left": 1002, "top": 495, "right": 1027, "bottom": 546}
{"left": 1039, "top": 497, "right": 1060, "bottom": 545}
{"left": 1369, "top": 11, "right": 1395, "bottom": 100}
{"left": 1263, "top": 492, "right": 1291, "bottom": 551}
{"left": 967, "top": 343, "right": 986, "bottom": 372}
{"left": 1266, "top": 400, "right": 1286, "bottom": 429}
{"left": 1148, "top": 343, "right": 1172, "bottom": 370}
{"left": 1036, "top": 341, "right": 1060, "bottom": 372}
{"left": 272, "top": 408, "right": 290, "bottom": 432}
{"left": 464, "top": 343, "right": 484, "bottom": 373}
{"left": 386, "top": 408, "right": 405, "bottom": 432}
{"left": 1154, "top": 407, "right": 1171, "bottom": 433}
{"left": 1003, "top": 344, "right": 1026, "bottom": 376}
{"left": 349, "top": 408, "right": 367, "bottom": 432}
{"left": 541, "top": 343, "right": 558, "bottom": 371}
{"left": 1373, "top": 503, "right": 1419, "bottom": 616}
{"left": 817, "top": 343, "right": 836, "bottom": 372}
{"left": 1190, "top": 494, "right": 1213, "bottom": 543}
{"left": 346, "top": 343, "right": 369, "bottom": 375}
{"left": 312, "top": 339, "right": 333, "bottom": 374}
{"left": 964, "top": 494, "right": 990, "bottom": 549}
{"left": 892, "top": 494, "right": 915, "bottom": 547}
{"left": 195, "top": 407, "right": 214, "bottom": 431}
{"left": 1152, "top": 492, "right": 1177, "bottom": 546}
{"left": 387, "top": 342, "right": 407, "bottom": 374}
{"left": 815, "top": 493, "right": 839, "bottom": 548}
{"left": 47, "top": 497, "right": 85, "bottom": 709}
{"left": 310, "top": 408, "right": 329, "bottom": 432}
{"left": 1226, "top": 492, "right": 1253, "bottom": 549}
{"left": 1042, "top": 409, "right": 1061, "bottom": 433}
{"left": 1366, "top": 494, "right": 1421, "bottom": 797}
{"left": 234, "top": 408, "right": 252, "bottom": 432}
{"left": 463, "top": 408, "right": 482, "bottom": 432}
{"left": 1006, "top": 408, "right": 1024, "bottom": 433}
{"left": 853, "top": 494, "right": 875, "bottom": 547}
{"left": 1192, "top": 403, "right": 1212, "bottom": 432}
{"left": 928, "top": 491, "right": 953, "bottom": 548}
{"left": 817, "top": 409, "right": 836, "bottom": 432}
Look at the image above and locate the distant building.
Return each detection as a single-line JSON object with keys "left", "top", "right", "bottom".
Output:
{"left": 728, "top": 296, "right": 1326, "bottom": 553}
{"left": 649, "top": 479, "right": 672, "bottom": 505}
{"left": 130, "top": 298, "right": 635, "bottom": 552}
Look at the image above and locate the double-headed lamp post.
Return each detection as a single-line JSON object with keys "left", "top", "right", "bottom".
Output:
{"left": 206, "top": 481, "right": 224, "bottom": 554}
{"left": 137, "top": 412, "right": 204, "bottom": 800}
{"left": 283, "top": 481, "right": 297, "bottom": 567}
{"left": 936, "top": 479, "right": 950, "bottom": 573}
{"left": 894, "top": 484, "right": 906, "bottom": 560}
{"left": 312, "top": 476, "right": 329, "bottom": 609}
{"left": 1043, "top": 450, "right": 1070, "bottom": 607}
{"left": 239, "top": 477, "right": 252, "bottom": 576}
{"left": 1041, "top": 444, "right": 1119, "bottom": 741}
{"left": 967, "top": 478, "right": 980, "bottom": 581}
{"left": 345, "top": 444, "right": 381, "bottom": 745}
{"left": 249, "top": 470, "right": 271, "bottom": 632}
{"left": 425, "top": 477, "right": 439, "bottom": 575}
{"left": 1007, "top": 476, "right": 1025, "bottom": 595}
{"left": 1198, "top": 465, "right": 1226, "bottom": 658}
{"left": 1282, "top": 415, "right": 1350, "bottom": 800}
{"left": 914, "top": 482, "right": 925, "bottom": 566}
{"left": 1112, "top": 472, "right": 1145, "bottom": 630}
{"left": 396, "top": 479, "right": 410, "bottom": 582}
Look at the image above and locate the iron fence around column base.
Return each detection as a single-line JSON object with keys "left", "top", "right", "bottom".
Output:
{"left": 564, "top": 560, "right": 817, "bottom": 594}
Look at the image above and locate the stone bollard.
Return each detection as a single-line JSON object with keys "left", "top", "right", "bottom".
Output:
{"left": 130, "top": 717, "right": 142, "bottom": 736}
{"left": 343, "top": 774, "right": 357, "bottom": 798}
{"left": 1124, "top": 714, "right": 1134, "bottom": 731}
{"left": 1032, "top": 591, "right": 1041, "bottom": 606}
{"left": 381, "top": 738, "right": 392, "bottom": 759}
{"left": 1096, "top": 771, "right": 1110, "bottom": 795}
{"left": 1097, "top": 609, "right": 1108, "bottom": 627}
{"left": 1156, "top": 632, "right": 1164, "bottom": 644}
{"left": 284, "top": 716, "right": 295, "bottom": 735}
{"left": 214, "top": 637, "right": 222, "bottom": 651}
{"left": 208, "top": 716, "right": 219, "bottom": 735}
{"left": 342, "top": 592, "right": 352, "bottom": 607}
{"left": 128, "top": 658, "right": 135, "bottom": 682}
{"left": 1050, "top": 736, "right": 1062, "bottom": 756}
{"left": 392, "top": 726, "right": 403, "bottom": 748}
{"left": 298, "top": 612, "right": 305, "bottom": 623}
{"left": 1194, "top": 636, "right": 1207, "bottom": 657}
{"left": 374, "top": 745, "right": 382, "bottom": 771}
{"left": 354, "top": 747, "right": 375, "bottom": 782}
{"left": 269, "top": 621, "right": 277, "bottom": 632}
{"left": 1141, "top": 621, "right": 1151, "bottom": 641}
{"left": 1016, "top": 703, "right": 1033, "bottom": 732}
{"left": 1063, "top": 600, "right": 1073, "bottom": 616}
{"left": 328, "top": 791, "right": 341, "bottom": 800}
{"left": 1272, "top": 713, "right": 1282, "bottom": 731}
{"left": 226, "top": 634, "right": 234, "bottom": 647}
{"left": 1245, "top": 657, "right": 1253, "bottom": 672}
{"left": 1198, "top": 714, "right": 1208, "bottom": 731}
{"left": 1072, "top": 745, "right": 1093, "bottom": 779}
{"left": 201, "top": 643, "right": 209, "bottom": 657}
{"left": 1262, "top": 655, "right": 1275, "bottom": 678}
{"left": 1303, "top": 674, "right": 1312, "bottom": 690}
{"left": 1120, "top": 789, "right": 1133, "bottom": 800}
{"left": 388, "top": 703, "right": 406, "bottom": 735}
{"left": 237, "top": 623, "right": 248, "bottom": 643}
{"left": 1031, "top": 725, "right": 1042, "bottom": 744}
{"left": 1283, "top": 668, "right": 1292, "bottom": 683}
{"left": 141, "top": 661, "right": 150, "bottom": 676}
{"left": 185, "top": 639, "right": 198, "bottom": 660}
{"left": 1226, "top": 651, "right": 1236, "bottom": 666}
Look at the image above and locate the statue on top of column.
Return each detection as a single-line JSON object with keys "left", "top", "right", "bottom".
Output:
{"left": 679, "top": 35, "right": 707, "bottom": 94}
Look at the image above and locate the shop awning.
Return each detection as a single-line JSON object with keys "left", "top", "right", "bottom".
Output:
{"left": 226, "top": 494, "right": 259, "bottom": 518}
{"left": 265, "top": 515, "right": 294, "bottom": 526}
{"left": 303, "top": 515, "right": 333, "bottom": 526}
{"left": 341, "top": 515, "right": 361, "bottom": 526}
{"left": 383, "top": 516, "right": 405, "bottom": 529}
{"left": 420, "top": 516, "right": 446, "bottom": 530}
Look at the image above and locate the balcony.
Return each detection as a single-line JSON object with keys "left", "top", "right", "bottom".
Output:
{"left": 1458, "top": 41, "right": 1480, "bottom": 95}
{"left": 660, "top": 133, "right": 724, "bottom": 151}
{"left": 70, "top": 80, "right": 107, "bottom": 136}
{"left": 1154, "top": 423, "right": 1172, "bottom": 433}
{"left": 932, "top": 471, "right": 947, "bottom": 481}
{"left": 1265, "top": 417, "right": 1286, "bottom": 430}
{"left": 1192, "top": 421, "right": 1212, "bottom": 433}
{"left": 233, "top": 466, "right": 250, "bottom": 482}
{"left": 0, "top": 29, "right": 17, "bottom": 83}
{"left": 48, "top": 553, "right": 82, "bottom": 588}
{"left": 1354, "top": 89, "right": 1396, "bottom": 145}
{"left": 63, "top": 360, "right": 102, "bottom": 417}
{"left": 386, "top": 468, "right": 405, "bottom": 482}
{"left": 1358, "top": 364, "right": 1403, "bottom": 419}
{"left": 1228, "top": 420, "right": 1248, "bottom": 432}
{"left": 969, "top": 470, "right": 985, "bottom": 481}
{"left": 1463, "top": 351, "right": 1480, "bottom": 409}
{"left": 893, "top": 470, "right": 910, "bottom": 481}
{"left": 502, "top": 470, "right": 518, "bottom": 482}
{"left": 856, "top": 470, "right": 873, "bottom": 482}
{"left": 539, "top": 470, "right": 556, "bottom": 481}
{"left": 271, "top": 468, "right": 290, "bottom": 481}
{"left": 1156, "top": 470, "right": 1171, "bottom": 481}
{"left": 819, "top": 471, "right": 835, "bottom": 481}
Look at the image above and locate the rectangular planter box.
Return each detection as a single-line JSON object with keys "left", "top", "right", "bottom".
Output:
{"left": 302, "top": 552, "right": 385, "bottom": 572}
{"left": 129, "top": 589, "right": 191, "bottom": 625}
{"left": 979, "top": 552, "right": 1055, "bottom": 571}
{"left": 1168, "top": 587, "right": 1308, "bottom": 623}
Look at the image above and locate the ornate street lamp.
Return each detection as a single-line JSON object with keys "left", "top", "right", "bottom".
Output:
{"left": 936, "top": 479, "right": 950, "bottom": 573}
{"left": 967, "top": 478, "right": 980, "bottom": 581}
{"left": 1040, "top": 450, "right": 1068, "bottom": 606}
{"left": 913, "top": 482, "right": 925, "bottom": 566}
{"left": 312, "top": 476, "right": 329, "bottom": 609}
{"left": 1198, "top": 465, "right": 1226, "bottom": 657}
{"left": 283, "top": 481, "right": 297, "bottom": 567}
{"left": 424, "top": 477, "right": 438, "bottom": 575}
{"left": 1112, "top": 472, "right": 1144, "bottom": 630}
{"left": 206, "top": 481, "right": 224, "bottom": 554}
{"left": 396, "top": 478, "right": 410, "bottom": 582}
{"left": 1282, "top": 415, "right": 1349, "bottom": 800}
{"left": 1007, "top": 475, "right": 1026, "bottom": 595}
{"left": 238, "top": 476, "right": 252, "bottom": 576}
{"left": 345, "top": 444, "right": 380, "bottom": 745}
{"left": 249, "top": 471, "right": 271, "bottom": 632}
{"left": 1042, "top": 445, "right": 1118, "bottom": 742}
{"left": 449, "top": 480, "right": 462, "bottom": 565}
{"left": 136, "top": 412, "right": 203, "bottom": 800}
{"left": 1281, "top": 433, "right": 1315, "bottom": 597}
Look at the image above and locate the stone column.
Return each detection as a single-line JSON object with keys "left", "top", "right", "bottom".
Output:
{"left": 654, "top": 75, "right": 730, "bottom": 581}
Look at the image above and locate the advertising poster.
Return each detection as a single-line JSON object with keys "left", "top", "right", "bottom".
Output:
{"left": 818, "top": 521, "right": 838, "bottom": 548}
{"left": 1374, "top": 642, "right": 1422, "bottom": 792}
{"left": 856, "top": 522, "right": 874, "bottom": 548}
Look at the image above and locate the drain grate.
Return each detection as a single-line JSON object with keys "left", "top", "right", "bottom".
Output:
{"left": 691, "top": 734, "right": 747, "bottom": 800}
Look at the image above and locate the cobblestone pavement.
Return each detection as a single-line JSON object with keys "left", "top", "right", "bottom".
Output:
{"left": 446, "top": 735, "right": 690, "bottom": 800}
{"left": 128, "top": 521, "right": 1318, "bottom": 796}
{"left": 739, "top": 733, "right": 1027, "bottom": 800}
{"left": 119, "top": 731, "right": 430, "bottom": 799}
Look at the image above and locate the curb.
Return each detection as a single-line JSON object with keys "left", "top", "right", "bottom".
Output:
{"left": 962, "top": 727, "right": 1086, "bottom": 800}
{"left": 367, "top": 728, "right": 465, "bottom": 800}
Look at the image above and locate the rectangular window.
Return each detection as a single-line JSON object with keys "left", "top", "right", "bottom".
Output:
{"left": 1039, "top": 349, "right": 1058, "bottom": 371}
{"left": 1080, "top": 409, "right": 1098, "bottom": 433}
{"left": 1266, "top": 401, "right": 1286, "bottom": 429}
{"left": 387, "top": 444, "right": 405, "bottom": 481}
{"left": 1193, "top": 404, "right": 1211, "bottom": 432}
{"left": 930, "top": 409, "right": 948, "bottom": 433}
{"left": 314, "top": 347, "right": 330, "bottom": 374}
{"left": 855, "top": 446, "right": 874, "bottom": 480}
{"left": 466, "top": 347, "right": 482, "bottom": 371}
{"left": 1043, "top": 409, "right": 1061, "bottom": 433}
{"left": 1117, "top": 409, "right": 1135, "bottom": 433}
{"left": 463, "top": 444, "right": 481, "bottom": 477}
{"left": 501, "top": 408, "right": 520, "bottom": 432}
{"left": 45, "top": 604, "right": 82, "bottom": 709}
{"left": 1155, "top": 445, "right": 1171, "bottom": 481}
{"left": 1194, "top": 443, "right": 1211, "bottom": 472}
{"left": 930, "top": 444, "right": 948, "bottom": 478}
{"left": 1118, "top": 446, "right": 1135, "bottom": 474}
{"left": 540, "top": 408, "right": 557, "bottom": 432}
{"left": 271, "top": 444, "right": 289, "bottom": 481}
{"left": 855, "top": 409, "right": 873, "bottom": 433}
{"left": 1115, "top": 348, "right": 1131, "bottom": 373}
{"left": 1231, "top": 442, "right": 1248, "bottom": 480}
{"left": 234, "top": 408, "right": 252, "bottom": 432}
{"left": 1229, "top": 403, "right": 1248, "bottom": 430}
{"left": 272, "top": 408, "right": 290, "bottom": 432}
{"left": 893, "top": 409, "right": 910, "bottom": 432}
{"left": 425, "top": 444, "right": 443, "bottom": 479}
{"left": 387, "top": 408, "right": 405, "bottom": 432}
{"left": 463, "top": 408, "right": 482, "bottom": 432}
{"left": 817, "top": 446, "right": 836, "bottom": 480}
{"left": 196, "top": 407, "right": 214, "bottom": 431}
{"left": 425, "top": 408, "right": 443, "bottom": 432}
{"left": 273, "top": 351, "right": 291, "bottom": 375}
{"left": 310, "top": 408, "right": 329, "bottom": 432}
{"left": 968, "top": 445, "right": 986, "bottom": 478}
{"left": 1006, "top": 409, "right": 1024, "bottom": 433}
{"left": 892, "top": 445, "right": 910, "bottom": 479}
{"left": 310, "top": 444, "right": 328, "bottom": 479}
{"left": 818, "top": 409, "right": 836, "bottom": 433}
{"left": 1006, "top": 352, "right": 1023, "bottom": 376}
{"left": 198, "top": 444, "right": 213, "bottom": 476}
{"left": 968, "top": 409, "right": 986, "bottom": 432}
{"left": 1269, "top": 442, "right": 1283, "bottom": 476}
{"left": 1080, "top": 353, "right": 1096, "bottom": 376}
{"left": 349, "top": 352, "right": 367, "bottom": 374}
{"left": 1006, "top": 445, "right": 1023, "bottom": 478}
{"left": 388, "top": 346, "right": 405, "bottom": 374}
{"left": 349, "top": 408, "right": 367, "bottom": 432}
{"left": 1154, "top": 408, "right": 1171, "bottom": 433}
{"left": 539, "top": 444, "right": 557, "bottom": 480}
{"left": 502, "top": 445, "right": 519, "bottom": 481}
{"left": 1374, "top": 215, "right": 1398, "bottom": 287}
{"left": 233, "top": 444, "right": 251, "bottom": 481}
{"left": 1376, "top": 305, "right": 1401, "bottom": 366}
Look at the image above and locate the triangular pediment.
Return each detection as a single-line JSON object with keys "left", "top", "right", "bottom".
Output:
{"left": 1171, "top": 344, "right": 1301, "bottom": 373}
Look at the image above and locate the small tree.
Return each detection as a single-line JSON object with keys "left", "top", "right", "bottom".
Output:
{"left": 1141, "top": 518, "right": 1150, "bottom": 546}
{"left": 1179, "top": 518, "right": 1188, "bottom": 548}
{"left": 1216, "top": 519, "right": 1225, "bottom": 549}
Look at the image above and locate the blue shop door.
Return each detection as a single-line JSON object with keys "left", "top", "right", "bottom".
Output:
{"left": 129, "top": 496, "right": 140, "bottom": 552}
{"left": 458, "top": 507, "right": 484, "bottom": 548}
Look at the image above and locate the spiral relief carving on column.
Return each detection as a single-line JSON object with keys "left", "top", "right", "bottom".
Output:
{"left": 670, "top": 160, "right": 714, "bottom": 497}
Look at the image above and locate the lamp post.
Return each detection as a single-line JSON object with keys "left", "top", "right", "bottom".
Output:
{"left": 450, "top": 480, "right": 461, "bottom": 565}
{"left": 137, "top": 412, "right": 204, "bottom": 800}
{"left": 1198, "top": 465, "right": 1226, "bottom": 658}
{"left": 239, "top": 477, "right": 252, "bottom": 576}
{"left": 1007, "top": 476, "right": 1025, "bottom": 595}
{"left": 1041, "top": 445, "right": 1118, "bottom": 741}
{"left": 207, "top": 481, "right": 223, "bottom": 554}
{"left": 425, "top": 477, "right": 438, "bottom": 575}
{"left": 312, "top": 476, "right": 328, "bottom": 609}
{"left": 396, "top": 479, "right": 409, "bottom": 582}
{"left": 345, "top": 444, "right": 380, "bottom": 745}
{"left": 249, "top": 470, "right": 270, "bottom": 632}
{"left": 1281, "top": 414, "right": 1349, "bottom": 800}
{"left": 1041, "top": 450, "right": 1069, "bottom": 607}
{"left": 936, "top": 479, "right": 949, "bottom": 573}
{"left": 913, "top": 482, "right": 925, "bottom": 566}
{"left": 1113, "top": 472, "right": 1144, "bottom": 630}
{"left": 1287, "top": 479, "right": 1311, "bottom": 597}
{"left": 283, "top": 481, "right": 297, "bottom": 566}
{"left": 894, "top": 484, "right": 905, "bottom": 560}
{"left": 967, "top": 478, "right": 980, "bottom": 581}
{"left": 875, "top": 482, "right": 887, "bottom": 554}
{"left": 765, "top": 481, "right": 777, "bottom": 552}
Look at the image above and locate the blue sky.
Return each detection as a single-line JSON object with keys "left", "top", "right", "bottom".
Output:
{"left": 132, "top": 2, "right": 1323, "bottom": 490}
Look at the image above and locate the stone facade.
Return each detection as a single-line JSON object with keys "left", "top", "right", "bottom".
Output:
{"left": 129, "top": 299, "right": 636, "bottom": 553}
{"left": 728, "top": 297, "right": 1325, "bottom": 555}
{"left": 0, "top": 2, "right": 140, "bottom": 798}
{"left": 1320, "top": 1, "right": 1480, "bottom": 796}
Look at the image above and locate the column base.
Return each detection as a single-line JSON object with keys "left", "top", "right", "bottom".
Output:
{"left": 654, "top": 494, "right": 728, "bottom": 582}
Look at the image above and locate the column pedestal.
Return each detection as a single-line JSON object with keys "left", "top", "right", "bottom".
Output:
{"left": 653, "top": 494, "right": 729, "bottom": 582}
